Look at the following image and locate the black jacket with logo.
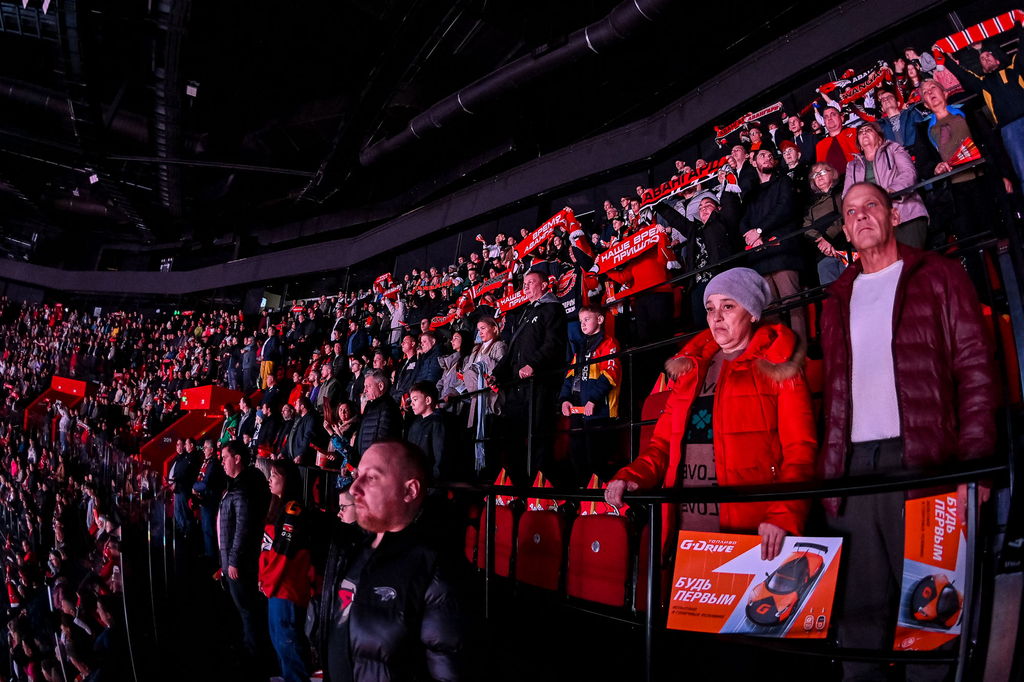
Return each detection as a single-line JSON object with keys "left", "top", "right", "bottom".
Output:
{"left": 495, "top": 292, "right": 568, "bottom": 381}
{"left": 318, "top": 520, "right": 470, "bottom": 682}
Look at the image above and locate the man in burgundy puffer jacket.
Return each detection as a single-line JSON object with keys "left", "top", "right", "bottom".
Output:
{"left": 819, "top": 182, "right": 997, "bottom": 681}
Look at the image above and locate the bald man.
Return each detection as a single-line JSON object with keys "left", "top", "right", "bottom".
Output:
{"left": 318, "top": 440, "right": 470, "bottom": 682}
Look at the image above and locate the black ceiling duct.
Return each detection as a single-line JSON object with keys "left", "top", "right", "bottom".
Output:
{"left": 358, "top": 0, "right": 674, "bottom": 168}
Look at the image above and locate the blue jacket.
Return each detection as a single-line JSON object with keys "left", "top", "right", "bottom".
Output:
{"left": 880, "top": 106, "right": 925, "bottom": 148}
{"left": 347, "top": 328, "right": 369, "bottom": 359}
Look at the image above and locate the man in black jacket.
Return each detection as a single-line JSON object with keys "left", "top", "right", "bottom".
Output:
{"left": 283, "top": 397, "right": 317, "bottom": 465}
{"left": 357, "top": 369, "right": 402, "bottom": 463}
{"left": 319, "top": 440, "right": 470, "bottom": 682}
{"left": 390, "top": 334, "right": 418, "bottom": 404}
{"left": 492, "top": 268, "right": 568, "bottom": 485}
{"left": 192, "top": 438, "right": 226, "bottom": 560}
{"left": 236, "top": 396, "right": 258, "bottom": 443}
{"left": 738, "top": 147, "right": 806, "bottom": 340}
{"left": 218, "top": 440, "right": 271, "bottom": 668}
{"left": 258, "top": 328, "right": 284, "bottom": 390}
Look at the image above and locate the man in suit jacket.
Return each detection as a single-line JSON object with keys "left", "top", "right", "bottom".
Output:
{"left": 258, "top": 373, "right": 282, "bottom": 412}
{"left": 283, "top": 397, "right": 317, "bottom": 465}
{"left": 236, "top": 396, "right": 258, "bottom": 443}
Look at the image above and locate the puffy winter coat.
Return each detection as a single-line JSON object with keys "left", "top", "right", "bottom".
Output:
{"left": 612, "top": 323, "right": 816, "bottom": 556}
{"left": 817, "top": 244, "right": 997, "bottom": 515}
{"left": 356, "top": 395, "right": 402, "bottom": 459}
{"left": 318, "top": 520, "right": 470, "bottom": 681}
{"left": 842, "top": 139, "right": 929, "bottom": 224}
{"left": 219, "top": 466, "right": 271, "bottom": 574}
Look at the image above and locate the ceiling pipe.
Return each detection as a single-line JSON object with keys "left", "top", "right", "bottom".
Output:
{"left": 0, "top": 78, "right": 204, "bottom": 154}
{"left": 358, "top": 0, "right": 674, "bottom": 168}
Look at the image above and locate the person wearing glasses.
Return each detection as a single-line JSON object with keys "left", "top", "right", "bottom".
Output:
{"left": 876, "top": 88, "right": 925, "bottom": 149}
{"left": 803, "top": 162, "right": 849, "bottom": 285}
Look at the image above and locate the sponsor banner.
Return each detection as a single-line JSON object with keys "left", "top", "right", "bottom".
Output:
{"left": 596, "top": 225, "right": 664, "bottom": 274}
{"left": 894, "top": 493, "right": 967, "bottom": 651}
{"left": 639, "top": 157, "right": 732, "bottom": 209}
{"left": 714, "top": 102, "right": 784, "bottom": 147}
{"left": 667, "top": 532, "right": 842, "bottom": 638}
{"left": 514, "top": 209, "right": 576, "bottom": 259}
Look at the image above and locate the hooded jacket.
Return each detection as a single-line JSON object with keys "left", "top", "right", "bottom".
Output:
{"left": 842, "top": 139, "right": 929, "bottom": 224}
{"left": 612, "top": 324, "right": 816, "bottom": 556}
{"left": 318, "top": 520, "right": 470, "bottom": 681}
{"left": 817, "top": 244, "right": 997, "bottom": 515}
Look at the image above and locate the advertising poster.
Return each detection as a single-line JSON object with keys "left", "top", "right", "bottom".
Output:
{"left": 894, "top": 493, "right": 967, "bottom": 651}
{"left": 667, "top": 532, "right": 842, "bottom": 638}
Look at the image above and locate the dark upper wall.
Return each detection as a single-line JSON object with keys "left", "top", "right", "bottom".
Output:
{"left": 0, "top": 0, "right": 948, "bottom": 296}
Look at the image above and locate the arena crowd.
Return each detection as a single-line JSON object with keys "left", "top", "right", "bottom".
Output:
{"left": 0, "top": 14, "right": 1021, "bottom": 682}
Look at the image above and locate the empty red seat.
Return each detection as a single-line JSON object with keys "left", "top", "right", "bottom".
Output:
{"left": 567, "top": 514, "right": 631, "bottom": 606}
{"left": 516, "top": 510, "right": 566, "bottom": 591}
{"left": 476, "top": 505, "right": 515, "bottom": 577}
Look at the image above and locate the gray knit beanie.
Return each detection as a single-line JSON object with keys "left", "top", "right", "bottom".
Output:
{"left": 703, "top": 267, "right": 773, "bottom": 321}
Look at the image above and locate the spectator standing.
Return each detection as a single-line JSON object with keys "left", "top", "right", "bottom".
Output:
{"left": 803, "top": 162, "right": 849, "bottom": 285}
{"left": 192, "top": 438, "right": 225, "bottom": 561}
{"left": 407, "top": 381, "right": 457, "bottom": 482}
{"left": 390, "top": 334, "right": 419, "bottom": 405}
{"left": 463, "top": 317, "right": 507, "bottom": 476}
{"left": 237, "top": 396, "right": 258, "bottom": 443}
{"left": 818, "top": 182, "right": 997, "bottom": 681}
{"left": 318, "top": 440, "right": 470, "bottom": 682}
{"left": 260, "top": 459, "right": 314, "bottom": 682}
{"left": 241, "top": 334, "right": 259, "bottom": 393}
{"left": 218, "top": 403, "right": 240, "bottom": 447}
{"left": 283, "top": 397, "right": 316, "bottom": 466}
{"left": 411, "top": 331, "right": 443, "bottom": 386}
{"left": 316, "top": 363, "right": 343, "bottom": 417}
{"left": 559, "top": 306, "right": 621, "bottom": 485}
{"left": 940, "top": 25, "right": 1024, "bottom": 183}
{"left": 815, "top": 105, "right": 859, "bottom": 170}
{"left": 739, "top": 147, "right": 807, "bottom": 341}
{"left": 258, "top": 328, "right": 283, "bottom": 390}
{"left": 167, "top": 438, "right": 197, "bottom": 537}
{"left": 219, "top": 440, "right": 271, "bottom": 672}
{"left": 877, "top": 88, "right": 924, "bottom": 148}
{"left": 843, "top": 122, "right": 930, "bottom": 248}
{"left": 492, "top": 269, "right": 568, "bottom": 486}
{"left": 605, "top": 268, "right": 816, "bottom": 562}
{"left": 356, "top": 369, "right": 402, "bottom": 462}
{"left": 729, "top": 143, "right": 759, "bottom": 196}
{"left": 346, "top": 320, "right": 369, "bottom": 361}
{"left": 787, "top": 115, "right": 818, "bottom": 163}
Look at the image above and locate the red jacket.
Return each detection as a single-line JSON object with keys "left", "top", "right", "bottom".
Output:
{"left": 815, "top": 127, "right": 858, "bottom": 164}
{"left": 817, "top": 245, "right": 997, "bottom": 515}
{"left": 613, "top": 324, "right": 817, "bottom": 556}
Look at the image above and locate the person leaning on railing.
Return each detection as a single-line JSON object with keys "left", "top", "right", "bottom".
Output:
{"left": 818, "top": 181, "right": 997, "bottom": 681}
{"left": 605, "top": 267, "right": 817, "bottom": 565}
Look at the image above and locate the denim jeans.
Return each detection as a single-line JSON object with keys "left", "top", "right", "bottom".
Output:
{"left": 226, "top": 572, "right": 264, "bottom": 658}
{"left": 566, "top": 319, "right": 584, "bottom": 362}
{"left": 200, "top": 506, "right": 218, "bottom": 559}
{"left": 1001, "top": 116, "right": 1024, "bottom": 186}
{"left": 173, "top": 493, "right": 191, "bottom": 536}
{"left": 267, "top": 597, "right": 311, "bottom": 682}
{"left": 817, "top": 256, "right": 846, "bottom": 286}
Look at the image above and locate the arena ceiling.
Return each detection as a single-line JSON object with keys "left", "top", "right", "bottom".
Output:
{"left": 0, "top": 0, "right": 838, "bottom": 268}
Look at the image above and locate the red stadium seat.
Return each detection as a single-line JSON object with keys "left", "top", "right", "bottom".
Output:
{"left": 567, "top": 514, "right": 632, "bottom": 606}
{"left": 476, "top": 505, "right": 515, "bottom": 577}
{"left": 516, "top": 510, "right": 566, "bottom": 591}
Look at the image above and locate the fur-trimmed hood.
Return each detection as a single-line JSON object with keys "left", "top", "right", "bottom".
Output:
{"left": 665, "top": 323, "right": 805, "bottom": 384}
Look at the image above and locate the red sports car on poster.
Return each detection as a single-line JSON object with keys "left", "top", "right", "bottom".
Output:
{"left": 746, "top": 543, "right": 829, "bottom": 626}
